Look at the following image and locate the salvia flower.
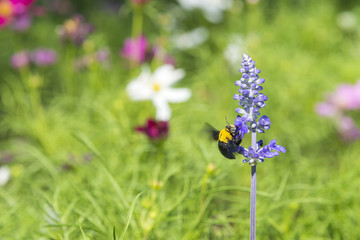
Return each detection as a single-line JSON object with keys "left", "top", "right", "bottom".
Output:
{"left": 135, "top": 118, "right": 168, "bottom": 140}
{"left": 232, "top": 54, "right": 285, "bottom": 165}
{"left": 126, "top": 64, "right": 191, "bottom": 121}
{"left": 57, "top": 15, "right": 94, "bottom": 46}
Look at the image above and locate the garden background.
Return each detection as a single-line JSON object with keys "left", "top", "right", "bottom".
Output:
{"left": 1, "top": 0, "right": 360, "bottom": 239}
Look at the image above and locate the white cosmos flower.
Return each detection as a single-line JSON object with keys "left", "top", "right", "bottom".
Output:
{"left": 224, "top": 35, "right": 247, "bottom": 68}
{"left": 172, "top": 27, "right": 209, "bottom": 50}
{"left": 126, "top": 64, "right": 191, "bottom": 121}
{"left": 0, "top": 166, "right": 10, "bottom": 186}
{"left": 178, "top": 0, "right": 232, "bottom": 23}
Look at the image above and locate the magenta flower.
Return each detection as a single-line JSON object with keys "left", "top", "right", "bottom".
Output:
{"left": 135, "top": 118, "right": 169, "bottom": 140}
{"left": 0, "top": 0, "right": 14, "bottom": 28}
{"left": 0, "top": 0, "right": 34, "bottom": 29}
{"left": 121, "top": 35, "right": 150, "bottom": 65}
{"left": 10, "top": 50, "right": 30, "bottom": 69}
{"left": 31, "top": 48, "right": 58, "bottom": 66}
{"left": 131, "top": 0, "right": 151, "bottom": 5}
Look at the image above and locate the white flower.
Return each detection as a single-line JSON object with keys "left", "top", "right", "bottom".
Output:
{"left": 126, "top": 65, "right": 191, "bottom": 121}
{"left": 0, "top": 166, "right": 10, "bottom": 186}
{"left": 177, "top": 0, "right": 232, "bottom": 23}
{"left": 172, "top": 27, "right": 209, "bottom": 50}
{"left": 337, "top": 11, "right": 357, "bottom": 31}
{"left": 224, "top": 35, "right": 247, "bottom": 68}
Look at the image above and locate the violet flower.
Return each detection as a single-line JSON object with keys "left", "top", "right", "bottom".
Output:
{"left": 11, "top": 12, "right": 31, "bottom": 31}
{"left": 31, "top": 48, "right": 58, "bottom": 66}
{"left": 230, "top": 54, "right": 285, "bottom": 240}
{"left": 233, "top": 54, "right": 286, "bottom": 165}
{"left": 10, "top": 50, "right": 30, "bottom": 69}
{"left": 135, "top": 118, "right": 169, "bottom": 140}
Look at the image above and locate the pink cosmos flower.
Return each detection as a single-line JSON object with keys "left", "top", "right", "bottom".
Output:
{"left": 315, "top": 102, "right": 340, "bottom": 117}
{"left": 316, "top": 79, "right": 360, "bottom": 142}
{"left": 337, "top": 116, "right": 360, "bottom": 142}
{"left": 131, "top": 0, "right": 151, "bottom": 5}
{"left": 0, "top": 0, "right": 14, "bottom": 27}
{"left": 121, "top": 35, "right": 150, "bottom": 65}
{"left": 331, "top": 83, "right": 360, "bottom": 110}
{"left": 0, "top": 0, "right": 34, "bottom": 29}
{"left": 10, "top": 50, "right": 30, "bottom": 69}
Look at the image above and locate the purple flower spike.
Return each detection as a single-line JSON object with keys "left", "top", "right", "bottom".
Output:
{"left": 233, "top": 54, "right": 285, "bottom": 165}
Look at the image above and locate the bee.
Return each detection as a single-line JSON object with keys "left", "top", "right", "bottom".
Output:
{"left": 206, "top": 122, "right": 242, "bottom": 159}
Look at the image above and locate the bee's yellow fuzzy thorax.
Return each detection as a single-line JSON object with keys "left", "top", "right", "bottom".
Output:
{"left": 219, "top": 129, "right": 232, "bottom": 143}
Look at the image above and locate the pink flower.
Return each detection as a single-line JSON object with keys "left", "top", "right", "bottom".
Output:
{"left": 0, "top": 0, "right": 34, "bottom": 29}
{"left": 337, "top": 116, "right": 360, "bottom": 142}
{"left": 331, "top": 83, "right": 360, "bottom": 110}
{"left": 135, "top": 118, "right": 169, "bottom": 140}
{"left": 11, "top": 12, "right": 31, "bottom": 31}
{"left": 31, "top": 48, "right": 58, "bottom": 66}
{"left": 131, "top": 0, "right": 151, "bottom": 5}
{"left": 121, "top": 35, "right": 150, "bottom": 65}
{"left": 0, "top": 0, "right": 14, "bottom": 27}
{"left": 10, "top": 50, "right": 30, "bottom": 69}
{"left": 315, "top": 102, "right": 340, "bottom": 117}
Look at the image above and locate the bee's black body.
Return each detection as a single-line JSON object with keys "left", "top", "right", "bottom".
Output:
{"left": 207, "top": 123, "right": 242, "bottom": 159}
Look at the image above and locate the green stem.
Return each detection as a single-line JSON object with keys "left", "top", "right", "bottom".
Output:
{"left": 132, "top": 5, "right": 144, "bottom": 38}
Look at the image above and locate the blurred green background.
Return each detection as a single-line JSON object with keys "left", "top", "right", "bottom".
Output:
{"left": 1, "top": 0, "right": 360, "bottom": 239}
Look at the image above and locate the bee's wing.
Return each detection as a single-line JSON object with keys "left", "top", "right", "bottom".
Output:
{"left": 204, "top": 123, "right": 220, "bottom": 141}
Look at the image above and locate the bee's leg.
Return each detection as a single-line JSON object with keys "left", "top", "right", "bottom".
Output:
{"left": 234, "top": 136, "right": 242, "bottom": 146}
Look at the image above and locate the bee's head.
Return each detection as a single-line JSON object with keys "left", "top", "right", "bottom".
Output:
{"left": 225, "top": 124, "right": 237, "bottom": 135}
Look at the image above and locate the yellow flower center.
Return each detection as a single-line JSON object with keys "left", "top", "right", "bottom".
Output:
{"left": 0, "top": 1, "right": 13, "bottom": 18}
{"left": 153, "top": 83, "right": 161, "bottom": 92}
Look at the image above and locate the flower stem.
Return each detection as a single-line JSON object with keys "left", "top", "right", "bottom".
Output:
{"left": 132, "top": 5, "right": 143, "bottom": 38}
{"left": 250, "top": 131, "right": 257, "bottom": 240}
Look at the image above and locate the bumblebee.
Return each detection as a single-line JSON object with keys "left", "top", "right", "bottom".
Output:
{"left": 207, "top": 123, "right": 242, "bottom": 159}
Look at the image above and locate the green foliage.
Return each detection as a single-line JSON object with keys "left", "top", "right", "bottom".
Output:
{"left": 1, "top": 0, "right": 360, "bottom": 239}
